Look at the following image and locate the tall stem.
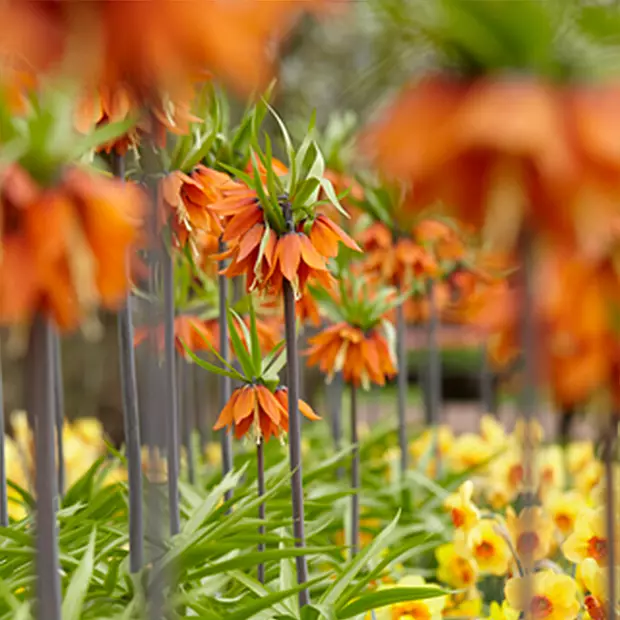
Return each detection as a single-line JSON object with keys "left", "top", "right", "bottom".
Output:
{"left": 0, "top": 343, "right": 7, "bottom": 527}
{"left": 257, "top": 438, "right": 266, "bottom": 584}
{"left": 350, "top": 383, "right": 360, "bottom": 558}
{"left": 51, "top": 329, "right": 65, "bottom": 499}
{"left": 182, "top": 358, "right": 196, "bottom": 485}
{"left": 327, "top": 372, "right": 344, "bottom": 478}
{"left": 218, "top": 239, "right": 233, "bottom": 499}
{"left": 480, "top": 344, "right": 496, "bottom": 416}
{"left": 28, "top": 315, "right": 61, "bottom": 620}
{"left": 283, "top": 279, "right": 310, "bottom": 607}
{"left": 395, "top": 301, "right": 408, "bottom": 477}
{"left": 604, "top": 413, "right": 617, "bottom": 620}
{"left": 518, "top": 230, "right": 537, "bottom": 613}
{"left": 111, "top": 152, "right": 143, "bottom": 573}
{"left": 426, "top": 278, "right": 441, "bottom": 426}
{"left": 163, "top": 247, "right": 180, "bottom": 535}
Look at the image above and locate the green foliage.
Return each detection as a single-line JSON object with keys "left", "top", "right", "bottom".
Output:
{"left": 0, "top": 416, "right": 459, "bottom": 619}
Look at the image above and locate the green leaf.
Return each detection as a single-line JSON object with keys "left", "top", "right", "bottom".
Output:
{"left": 182, "top": 343, "right": 242, "bottom": 382}
{"left": 247, "top": 300, "right": 263, "bottom": 372}
{"left": 70, "top": 117, "right": 136, "bottom": 160}
{"left": 61, "top": 528, "right": 96, "bottom": 620}
{"left": 227, "top": 307, "right": 256, "bottom": 378}
{"left": 268, "top": 103, "right": 297, "bottom": 192}
{"left": 319, "top": 177, "right": 349, "bottom": 219}
{"left": 182, "top": 465, "right": 248, "bottom": 536}
{"left": 337, "top": 586, "right": 448, "bottom": 618}
{"left": 226, "top": 574, "right": 327, "bottom": 620}
{"left": 320, "top": 512, "right": 401, "bottom": 608}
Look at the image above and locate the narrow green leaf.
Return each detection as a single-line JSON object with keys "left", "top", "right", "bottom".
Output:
{"left": 337, "top": 586, "right": 448, "bottom": 618}
{"left": 320, "top": 512, "right": 401, "bottom": 608}
{"left": 227, "top": 306, "right": 256, "bottom": 377}
{"left": 247, "top": 300, "right": 263, "bottom": 371}
{"left": 61, "top": 528, "right": 97, "bottom": 620}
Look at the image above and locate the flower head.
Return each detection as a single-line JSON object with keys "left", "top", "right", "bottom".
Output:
{"left": 504, "top": 570, "right": 580, "bottom": 620}
{"left": 435, "top": 543, "right": 478, "bottom": 589}
{"left": 506, "top": 506, "right": 555, "bottom": 563}
{"left": 444, "top": 480, "right": 480, "bottom": 533}
{"left": 459, "top": 519, "right": 512, "bottom": 576}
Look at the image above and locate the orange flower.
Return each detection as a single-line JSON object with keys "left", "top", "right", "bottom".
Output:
{"left": 296, "top": 289, "right": 322, "bottom": 327}
{"left": 214, "top": 384, "right": 319, "bottom": 442}
{"left": 0, "top": 164, "right": 144, "bottom": 329}
{"left": 306, "top": 322, "right": 397, "bottom": 387}
{"left": 414, "top": 218, "right": 466, "bottom": 263}
{"left": 364, "top": 75, "right": 620, "bottom": 254}
{"left": 466, "top": 246, "right": 620, "bottom": 406}
{"left": 134, "top": 315, "right": 218, "bottom": 357}
{"left": 0, "top": 1, "right": 324, "bottom": 98}
{"left": 308, "top": 214, "right": 360, "bottom": 259}
{"left": 74, "top": 79, "right": 204, "bottom": 154}
{"left": 363, "top": 236, "right": 437, "bottom": 289}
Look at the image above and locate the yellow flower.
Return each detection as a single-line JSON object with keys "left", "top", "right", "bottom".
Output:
{"left": 575, "top": 460, "right": 603, "bottom": 500}
{"left": 535, "top": 446, "right": 565, "bottom": 499}
{"left": 10, "top": 410, "right": 33, "bottom": 471}
{"left": 504, "top": 571, "right": 580, "bottom": 620}
{"left": 545, "top": 490, "right": 583, "bottom": 536}
{"left": 5, "top": 437, "right": 29, "bottom": 521}
{"left": 367, "top": 575, "right": 447, "bottom": 620}
{"left": 63, "top": 422, "right": 105, "bottom": 487}
{"left": 512, "top": 418, "right": 545, "bottom": 447}
{"left": 444, "top": 481, "right": 480, "bottom": 532}
{"left": 204, "top": 441, "right": 222, "bottom": 467}
{"left": 101, "top": 467, "right": 127, "bottom": 487}
{"left": 484, "top": 448, "right": 524, "bottom": 509}
{"left": 506, "top": 506, "right": 555, "bottom": 563}
{"left": 435, "top": 543, "right": 478, "bottom": 589}
{"left": 410, "top": 426, "right": 454, "bottom": 461}
{"left": 141, "top": 446, "right": 168, "bottom": 483}
{"left": 480, "top": 415, "right": 508, "bottom": 450}
{"left": 566, "top": 441, "right": 595, "bottom": 476}
{"left": 563, "top": 507, "right": 616, "bottom": 566}
{"left": 441, "top": 588, "right": 481, "bottom": 618}
{"left": 458, "top": 519, "right": 511, "bottom": 576}
{"left": 487, "top": 601, "right": 520, "bottom": 620}
{"left": 448, "top": 434, "right": 493, "bottom": 473}
{"left": 580, "top": 557, "right": 620, "bottom": 620}
{"left": 71, "top": 418, "right": 104, "bottom": 446}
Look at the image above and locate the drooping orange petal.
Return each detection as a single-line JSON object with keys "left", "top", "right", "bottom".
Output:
{"left": 237, "top": 223, "right": 265, "bottom": 262}
{"left": 256, "top": 385, "right": 282, "bottom": 426}
{"left": 298, "top": 399, "right": 321, "bottom": 421}
{"left": 277, "top": 233, "right": 302, "bottom": 282}
{"left": 213, "top": 389, "right": 240, "bottom": 430}
{"left": 299, "top": 233, "right": 328, "bottom": 270}
{"left": 223, "top": 205, "right": 263, "bottom": 242}
{"left": 233, "top": 386, "right": 256, "bottom": 423}
{"left": 316, "top": 215, "right": 361, "bottom": 253}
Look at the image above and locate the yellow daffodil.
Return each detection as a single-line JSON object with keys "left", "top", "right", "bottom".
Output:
{"left": 410, "top": 426, "right": 454, "bottom": 461}
{"left": 504, "top": 571, "right": 580, "bottom": 620}
{"left": 575, "top": 460, "right": 603, "bottom": 500}
{"left": 487, "top": 601, "right": 520, "bottom": 620}
{"left": 458, "top": 519, "right": 512, "bottom": 576}
{"left": 566, "top": 441, "right": 595, "bottom": 476}
{"left": 563, "top": 507, "right": 615, "bottom": 566}
{"left": 484, "top": 448, "right": 524, "bottom": 510}
{"left": 512, "top": 418, "right": 545, "bottom": 447}
{"left": 141, "top": 446, "right": 168, "bottom": 483}
{"left": 435, "top": 543, "right": 478, "bottom": 589}
{"left": 545, "top": 490, "right": 584, "bottom": 536}
{"left": 448, "top": 434, "right": 493, "bottom": 473}
{"left": 5, "top": 437, "right": 29, "bottom": 521}
{"left": 204, "top": 441, "right": 222, "bottom": 467}
{"left": 441, "top": 588, "right": 482, "bottom": 618}
{"left": 444, "top": 480, "right": 480, "bottom": 533}
{"left": 535, "top": 446, "right": 565, "bottom": 499}
{"left": 366, "top": 575, "right": 447, "bottom": 620}
{"left": 580, "top": 557, "right": 620, "bottom": 620}
{"left": 480, "top": 415, "right": 508, "bottom": 451}
{"left": 506, "top": 506, "right": 555, "bottom": 564}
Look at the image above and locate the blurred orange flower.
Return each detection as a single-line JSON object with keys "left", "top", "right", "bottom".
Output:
{"left": 364, "top": 75, "right": 620, "bottom": 255}
{"left": 0, "top": 1, "right": 328, "bottom": 98}
{"left": 0, "top": 164, "right": 144, "bottom": 329}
